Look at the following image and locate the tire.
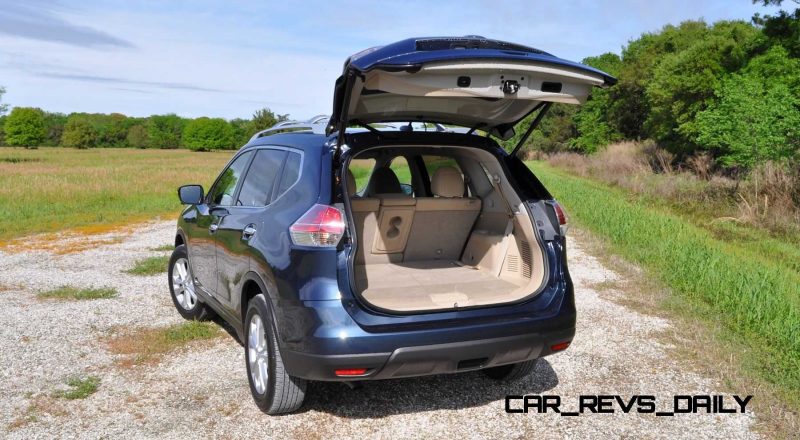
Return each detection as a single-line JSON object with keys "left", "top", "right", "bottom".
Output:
{"left": 482, "top": 358, "right": 540, "bottom": 381}
{"left": 168, "top": 245, "right": 214, "bottom": 321}
{"left": 245, "top": 293, "right": 307, "bottom": 414}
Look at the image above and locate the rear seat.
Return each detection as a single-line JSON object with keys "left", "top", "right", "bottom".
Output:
{"left": 403, "top": 167, "right": 481, "bottom": 261}
{"left": 347, "top": 168, "right": 413, "bottom": 264}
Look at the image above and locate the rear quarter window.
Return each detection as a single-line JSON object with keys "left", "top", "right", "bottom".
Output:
{"left": 274, "top": 151, "right": 302, "bottom": 198}
{"left": 236, "top": 149, "right": 287, "bottom": 207}
{"left": 349, "top": 158, "right": 376, "bottom": 194}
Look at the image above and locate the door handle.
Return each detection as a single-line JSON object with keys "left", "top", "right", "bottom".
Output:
{"left": 209, "top": 224, "right": 219, "bottom": 234}
{"left": 242, "top": 224, "right": 257, "bottom": 241}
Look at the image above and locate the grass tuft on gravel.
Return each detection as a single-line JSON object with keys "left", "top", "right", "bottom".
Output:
{"left": 125, "top": 255, "right": 170, "bottom": 276}
{"left": 54, "top": 376, "right": 101, "bottom": 400}
{"left": 107, "top": 321, "right": 223, "bottom": 366}
{"left": 150, "top": 244, "right": 175, "bottom": 251}
{"left": 38, "top": 286, "right": 117, "bottom": 300}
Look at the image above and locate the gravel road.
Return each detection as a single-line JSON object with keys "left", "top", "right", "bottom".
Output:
{"left": 0, "top": 221, "right": 758, "bottom": 439}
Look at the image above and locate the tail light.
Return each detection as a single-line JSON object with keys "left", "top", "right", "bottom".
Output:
{"left": 289, "top": 204, "right": 345, "bottom": 247}
{"left": 553, "top": 201, "right": 569, "bottom": 236}
{"left": 334, "top": 368, "right": 367, "bottom": 377}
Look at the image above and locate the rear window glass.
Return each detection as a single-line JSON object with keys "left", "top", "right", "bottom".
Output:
{"left": 389, "top": 156, "right": 411, "bottom": 186}
{"left": 236, "top": 149, "right": 286, "bottom": 207}
{"left": 423, "top": 155, "right": 462, "bottom": 178}
{"left": 275, "top": 151, "right": 301, "bottom": 198}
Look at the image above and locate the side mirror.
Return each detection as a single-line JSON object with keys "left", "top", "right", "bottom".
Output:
{"left": 178, "top": 185, "right": 204, "bottom": 205}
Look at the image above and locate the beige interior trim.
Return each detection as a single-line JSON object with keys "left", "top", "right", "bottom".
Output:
{"left": 415, "top": 197, "right": 481, "bottom": 211}
{"left": 348, "top": 145, "right": 547, "bottom": 312}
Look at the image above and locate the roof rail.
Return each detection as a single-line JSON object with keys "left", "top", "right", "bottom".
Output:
{"left": 248, "top": 115, "right": 329, "bottom": 142}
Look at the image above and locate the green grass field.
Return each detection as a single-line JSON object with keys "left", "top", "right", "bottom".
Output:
{"left": 529, "top": 161, "right": 800, "bottom": 408}
{"left": 0, "top": 147, "right": 233, "bottom": 242}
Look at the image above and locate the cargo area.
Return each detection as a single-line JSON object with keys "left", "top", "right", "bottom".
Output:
{"left": 345, "top": 146, "right": 546, "bottom": 313}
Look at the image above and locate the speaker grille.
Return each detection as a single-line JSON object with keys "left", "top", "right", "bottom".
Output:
{"left": 506, "top": 255, "right": 519, "bottom": 273}
{"left": 520, "top": 241, "right": 532, "bottom": 279}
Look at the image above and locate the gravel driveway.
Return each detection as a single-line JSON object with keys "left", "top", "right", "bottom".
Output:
{"left": 0, "top": 221, "right": 758, "bottom": 439}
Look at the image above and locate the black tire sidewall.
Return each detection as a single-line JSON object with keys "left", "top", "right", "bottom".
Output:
{"left": 244, "top": 294, "right": 279, "bottom": 410}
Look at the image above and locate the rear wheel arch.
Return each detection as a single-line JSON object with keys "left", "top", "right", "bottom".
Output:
{"left": 175, "top": 229, "right": 186, "bottom": 248}
{"left": 239, "top": 272, "right": 279, "bottom": 328}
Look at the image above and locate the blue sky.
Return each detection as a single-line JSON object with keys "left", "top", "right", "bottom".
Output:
{"left": 0, "top": 0, "right": 782, "bottom": 120}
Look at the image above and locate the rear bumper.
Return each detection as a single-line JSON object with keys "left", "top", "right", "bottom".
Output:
{"left": 281, "top": 327, "right": 574, "bottom": 381}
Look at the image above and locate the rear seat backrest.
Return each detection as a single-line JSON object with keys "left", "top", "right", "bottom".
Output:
{"left": 348, "top": 168, "right": 410, "bottom": 264}
{"left": 403, "top": 167, "right": 481, "bottom": 261}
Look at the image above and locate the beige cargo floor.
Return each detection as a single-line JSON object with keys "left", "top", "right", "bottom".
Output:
{"left": 354, "top": 260, "right": 522, "bottom": 312}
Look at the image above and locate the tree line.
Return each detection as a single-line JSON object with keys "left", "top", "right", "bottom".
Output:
{"left": 509, "top": 1, "right": 800, "bottom": 170}
{"left": 0, "top": 95, "right": 289, "bottom": 152}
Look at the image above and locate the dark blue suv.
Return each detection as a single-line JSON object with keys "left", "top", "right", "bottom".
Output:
{"left": 169, "top": 37, "right": 614, "bottom": 414}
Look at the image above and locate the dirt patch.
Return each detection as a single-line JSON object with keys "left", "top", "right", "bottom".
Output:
{"left": 0, "top": 218, "right": 166, "bottom": 254}
{"left": 107, "top": 321, "right": 225, "bottom": 367}
{"left": 7, "top": 396, "right": 68, "bottom": 431}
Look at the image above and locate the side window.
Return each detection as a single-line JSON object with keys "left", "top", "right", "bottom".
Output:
{"left": 236, "top": 149, "right": 287, "bottom": 207}
{"left": 389, "top": 156, "right": 411, "bottom": 186}
{"left": 208, "top": 151, "right": 253, "bottom": 206}
{"left": 349, "top": 158, "right": 376, "bottom": 194}
{"left": 274, "top": 151, "right": 301, "bottom": 198}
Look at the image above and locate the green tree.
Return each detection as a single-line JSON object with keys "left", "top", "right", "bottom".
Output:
{"left": 0, "top": 115, "right": 6, "bottom": 145}
{"left": 4, "top": 107, "right": 46, "bottom": 148}
{"left": 126, "top": 124, "right": 149, "bottom": 148}
{"left": 0, "top": 86, "right": 8, "bottom": 116}
{"left": 146, "top": 114, "right": 185, "bottom": 149}
{"left": 61, "top": 116, "right": 98, "bottom": 149}
{"left": 753, "top": 7, "right": 800, "bottom": 57}
{"left": 249, "top": 108, "right": 289, "bottom": 133}
{"left": 645, "top": 20, "right": 760, "bottom": 153}
{"left": 42, "top": 112, "right": 67, "bottom": 146}
{"left": 229, "top": 118, "right": 251, "bottom": 146}
{"left": 608, "top": 20, "right": 711, "bottom": 140}
{"left": 183, "top": 117, "right": 235, "bottom": 151}
{"left": 95, "top": 113, "right": 129, "bottom": 147}
{"left": 695, "top": 46, "right": 800, "bottom": 167}
{"left": 571, "top": 53, "right": 623, "bottom": 152}
{"left": 501, "top": 104, "right": 578, "bottom": 155}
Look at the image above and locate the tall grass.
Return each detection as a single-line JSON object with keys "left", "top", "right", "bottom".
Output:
{"left": 532, "top": 162, "right": 800, "bottom": 403}
{"left": 0, "top": 147, "right": 233, "bottom": 242}
{"left": 545, "top": 141, "right": 800, "bottom": 237}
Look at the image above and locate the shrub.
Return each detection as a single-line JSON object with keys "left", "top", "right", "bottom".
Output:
{"left": 43, "top": 112, "right": 67, "bottom": 147}
{"left": 695, "top": 46, "right": 800, "bottom": 168}
{"left": 183, "top": 117, "right": 235, "bottom": 151}
{"left": 4, "top": 107, "right": 46, "bottom": 148}
{"left": 146, "top": 114, "right": 185, "bottom": 149}
{"left": 61, "top": 117, "right": 98, "bottom": 149}
{"left": 126, "top": 124, "right": 149, "bottom": 148}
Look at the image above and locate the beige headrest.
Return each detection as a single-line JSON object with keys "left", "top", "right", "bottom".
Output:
{"left": 345, "top": 169, "right": 357, "bottom": 196}
{"left": 431, "top": 167, "right": 464, "bottom": 198}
